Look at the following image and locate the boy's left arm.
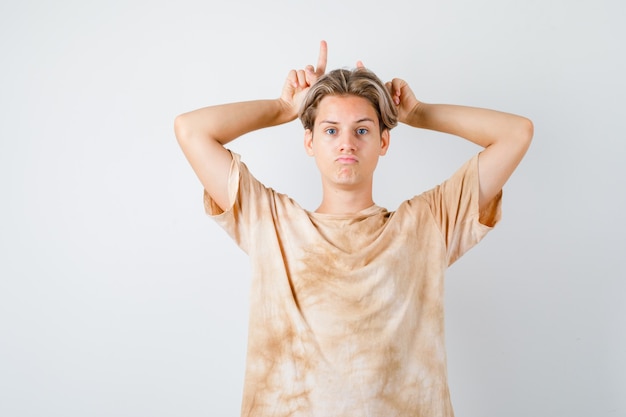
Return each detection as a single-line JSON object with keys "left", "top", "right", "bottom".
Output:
{"left": 386, "top": 78, "right": 534, "bottom": 210}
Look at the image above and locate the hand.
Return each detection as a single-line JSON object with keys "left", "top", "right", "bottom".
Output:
{"left": 280, "top": 40, "right": 328, "bottom": 116}
{"left": 385, "top": 78, "right": 422, "bottom": 126}
{"left": 355, "top": 61, "right": 422, "bottom": 126}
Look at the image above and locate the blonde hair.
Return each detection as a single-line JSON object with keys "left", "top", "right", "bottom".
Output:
{"left": 298, "top": 68, "right": 398, "bottom": 132}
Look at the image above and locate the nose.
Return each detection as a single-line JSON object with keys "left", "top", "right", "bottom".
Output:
{"left": 338, "top": 131, "right": 358, "bottom": 152}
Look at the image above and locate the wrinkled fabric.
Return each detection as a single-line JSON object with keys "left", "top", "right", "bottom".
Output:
{"left": 205, "top": 152, "right": 501, "bottom": 417}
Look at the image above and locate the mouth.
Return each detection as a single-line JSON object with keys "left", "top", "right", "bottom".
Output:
{"left": 335, "top": 155, "right": 358, "bottom": 164}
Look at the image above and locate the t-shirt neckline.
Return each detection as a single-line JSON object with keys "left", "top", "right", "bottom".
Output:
{"left": 307, "top": 204, "right": 387, "bottom": 220}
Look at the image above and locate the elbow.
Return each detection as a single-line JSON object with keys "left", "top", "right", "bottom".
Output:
{"left": 516, "top": 116, "right": 534, "bottom": 151}
{"left": 523, "top": 116, "right": 534, "bottom": 139}
{"left": 174, "top": 113, "right": 191, "bottom": 144}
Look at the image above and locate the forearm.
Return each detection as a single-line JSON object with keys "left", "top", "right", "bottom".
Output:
{"left": 405, "top": 102, "right": 532, "bottom": 149}
{"left": 174, "top": 98, "right": 295, "bottom": 146}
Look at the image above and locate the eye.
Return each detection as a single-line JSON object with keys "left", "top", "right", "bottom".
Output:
{"left": 325, "top": 128, "right": 337, "bottom": 135}
{"left": 356, "top": 128, "right": 369, "bottom": 135}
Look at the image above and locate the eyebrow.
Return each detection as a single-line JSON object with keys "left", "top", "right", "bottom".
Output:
{"left": 319, "top": 117, "right": 376, "bottom": 125}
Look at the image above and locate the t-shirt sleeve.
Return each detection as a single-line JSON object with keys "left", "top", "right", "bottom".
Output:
{"left": 202, "top": 151, "right": 271, "bottom": 254}
{"left": 417, "top": 153, "right": 502, "bottom": 265}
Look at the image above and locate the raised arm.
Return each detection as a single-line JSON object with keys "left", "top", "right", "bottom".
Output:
{"left": 386, "top": 78, "right": 534, "bottom": 210}
{"left": 174, "top": 41, "right": 328, "bottom": 211}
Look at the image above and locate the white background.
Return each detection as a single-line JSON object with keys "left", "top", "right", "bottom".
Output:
{"left": 1, "top": 0, "right": 624, "bottom": 416}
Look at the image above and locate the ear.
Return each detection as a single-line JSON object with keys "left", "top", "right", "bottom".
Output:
{"left": 379, "top": 129, "right": 390, "bottom": 156}
{"left": 304, "top": 129, "right": 314, "bottom": 156}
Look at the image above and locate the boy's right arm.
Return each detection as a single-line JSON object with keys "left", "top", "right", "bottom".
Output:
{"left": 174, "top": 41, "right": 328, "bottom": 212}
{"left": 174, "top": 98, "right": 296, "bottom": 211}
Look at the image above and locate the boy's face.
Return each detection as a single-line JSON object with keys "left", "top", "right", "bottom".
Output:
{"left": 304, "top": 94, "right": 389, "bottom": 191}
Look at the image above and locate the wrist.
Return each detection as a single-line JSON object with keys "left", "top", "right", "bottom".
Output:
{"left": 276, "top": 98, "right": 299, "bottom": 123}
{"left": 403, "top": 101, "right": 427, "bottom": 128}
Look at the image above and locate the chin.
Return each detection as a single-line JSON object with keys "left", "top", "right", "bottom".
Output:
{"left": 333, "top": 174, "right": 362, "bottom": 187}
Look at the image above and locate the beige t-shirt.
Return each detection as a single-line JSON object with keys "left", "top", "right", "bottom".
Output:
{"left": 205, "top": 152, "right": 502, "bottom": 417}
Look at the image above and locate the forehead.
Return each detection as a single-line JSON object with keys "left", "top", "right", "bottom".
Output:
{"left": 315, "top": 95, "right": 378, "bottom": 125}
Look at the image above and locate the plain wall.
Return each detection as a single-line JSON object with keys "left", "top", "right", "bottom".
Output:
{"left": 1, "top": 0, "right": 624, "bottom": 416}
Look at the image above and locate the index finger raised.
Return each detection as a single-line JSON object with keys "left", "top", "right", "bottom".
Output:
{"left": 315, "top": 40, "right": 328, "bottom": 75}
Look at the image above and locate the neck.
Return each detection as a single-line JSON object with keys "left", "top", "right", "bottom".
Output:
{"left": 315, "top": 187, "right": 375, "bottom": 215}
